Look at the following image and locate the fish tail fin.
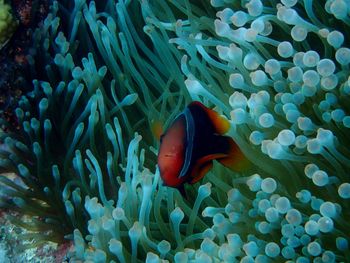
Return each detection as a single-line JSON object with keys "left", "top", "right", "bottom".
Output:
{"left": 217, "top": 137, "right": 251, "bottom": 172}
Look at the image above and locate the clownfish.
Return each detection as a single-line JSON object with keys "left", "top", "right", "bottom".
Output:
{"left": 157, "top": 101, "right": 249, "bottom": 194}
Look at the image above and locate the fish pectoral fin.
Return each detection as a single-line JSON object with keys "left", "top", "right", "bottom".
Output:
{"left": 190, "top": 160, "right": 213, "bottom": 184}
{"left": 217, "top": 138, "right": 251, "bottom": 172}
{"left": 189, "top": 154, "right": 225, "bottom": 184}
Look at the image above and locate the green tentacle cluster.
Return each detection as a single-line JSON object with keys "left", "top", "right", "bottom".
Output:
{"left": 0, "top": 0, "right": 186, "bottom": 248}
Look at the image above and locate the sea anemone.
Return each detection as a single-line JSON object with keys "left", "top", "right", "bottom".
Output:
{"left": 140, "top": 0, "right": 350, "bottom": 261}
{"left": 0, "top": 0, "right": 186, "bottom": 248}
{"left": 1, "top": 0, "right": 350, "bottom": 262}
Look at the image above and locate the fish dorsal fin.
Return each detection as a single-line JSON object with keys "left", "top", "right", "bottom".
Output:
{"left": 179, "top": 107, "right": 194, "bottom": 178}
{"left": 189, "top": 101, "right": 230, "bottom": 135}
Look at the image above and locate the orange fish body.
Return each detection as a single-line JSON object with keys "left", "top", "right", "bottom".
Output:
{"left": 157, "top": 101, "right": 248, "bottom": 192}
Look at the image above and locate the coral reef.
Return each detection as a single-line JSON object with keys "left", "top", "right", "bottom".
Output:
{"left": 0, "top": 0, "right": 350, "bottom": 262}
{"left": 0, "top": 208, "right": 71, "bottom": 262}
{"left": 0, "top": 0, "right": 17, "bottom": 48}
{"left": 0, "top": 0, "right": 50, "bottom": 132}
